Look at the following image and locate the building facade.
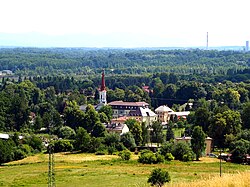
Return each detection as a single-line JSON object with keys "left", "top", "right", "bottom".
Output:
{"left": 108, "top": 101, "right": 150, "bottom": 118}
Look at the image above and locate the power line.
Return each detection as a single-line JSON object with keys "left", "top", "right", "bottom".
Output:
{"left": 150, "top": 97, "right": 196, "bottom": 103}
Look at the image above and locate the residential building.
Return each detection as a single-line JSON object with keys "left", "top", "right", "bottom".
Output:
{"left": 105, "top": 123, "right": 129, "bottom": 135}
{"left": 129, "top": 107, "right": 157, "bottom": 126}
{"left": 155, "top": 105, "right": 174, "bottom": 125}
{"left": 108, "top": 101, "right": 149, "bottom": 118}
{"left": 171, "top": 111, "right": 190, "bottom": 120}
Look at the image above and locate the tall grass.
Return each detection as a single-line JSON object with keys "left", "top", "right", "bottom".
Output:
{"left": 171, "top": 171, "right": 250, "bottom": 187}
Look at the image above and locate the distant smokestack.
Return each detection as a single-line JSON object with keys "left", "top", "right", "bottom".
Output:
{"left": 246, "top": 41, "right": 249, "bottom": 51}
{"left": 206, "top": 32, "right": 208, "bottom": 50}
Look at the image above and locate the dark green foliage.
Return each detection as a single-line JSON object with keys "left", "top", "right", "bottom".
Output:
{"left": 118, "top": 150, "right": 131, "bottom": 160}
{"left": 58, "top": 126, "right": 76, "bottom": 139}
{"left": 0, "top": 139, "right": 34, "bottom": 164}
{"left": 24, "top": 135, "right": 43, "bottom": 152}
{"left": 123, "top": 119, "right": 143, "bottom": 146}
{"left": 91, "top": 122, "right": 107, "bottom": 138}
{"left": 166, "top": 125, "right": 174, "bottom": 141}
{"left": 99, "top": 112, "right": 109, "bottom": 123}
{"left": 148, "top": 168, "right": 171, "bottom": 187}
{"left": 237, "top": 129, "right": 250, "bottom": 141}
{"left": 98, "top": 105, "right": 113, "bottom": 122}
{"left": 84, "top": 104, "right": 100, "bottom": 132}
{"left": 241, "top": 102, "right": 250, "bottom": 129}
{"left": 141, "top": 122, "right": 149, "bottom": 146}
{"left": 52, "top": 139, "right": 74, "bottom": 153}
{"left": 159, "top": 142, "right": 174, "bottom": 156}
{"left": 0, "top": 139, "right": 14, "bottom": 164}
{"left": 138, "top": 150, "right": 164, "bottom": 164}
{"left": 13, "top": 148, "right": 26, "bottom": 160}
{"left": 63, "top": 101, "right": 85, "bottom": 130}
{"left": 104, "top": 133, "right": 120, "bottom": 147}
{"left": 172, "top": 142, "right": 195, "bottom": 161}
{"left": 19, "top": 144, "right": 33, "bottom": 155}
{"left": 75, "top": 127, "right": 91, "bottom": 152}
{"left": 209, "top": 110, "right": 242, "bottom": 147}
{"left": 193, "top": 107, "right": 211, "bottom": 132}
{"left": 165, "top": 153, "right": 175, "bottom": 161}
{"left": 191, "top": 126, "right": 206, "bottom": 161}
{"left": 107, "top": 146, "right": 116, "bottom": 155}
{"left": 230, "top": 139, "right": 250, "bottom": 164}
{"left": 150, "top": 121, "right": 164, "bottom": 145}
{"left": 120, "top": 132, "right": 136, "bottom": 150}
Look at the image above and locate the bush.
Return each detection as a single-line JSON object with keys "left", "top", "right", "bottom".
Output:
{"left": 230, "top": 139, "right": 250, "bottom": 164}
{"left": 138, "top": 150, "right": 156, "bottom": 164}
{"left": 19, "top": 144, "right": 33, "bottom": 155}
{"left": 138, "top": 150, "right": 163, "bottom": 164}
{"left": 160, "top": 142, "right": 174, "bottom": 156}
{"left": 0, "top": 139, "right": 15, "bottom": 164}
{"left": 58, "top": 126, "right": 76, "bottom": 139}
{"left": 52, "top": 139, "right": 74, "bottom": 153}
{"left": 183, "top": 152, "right": 195, "bottom": 162}
{"left": 165, "top": 153, "right": 175, "bottom": 161}
{"left": 148, "top": 168, "right": 171, "bottom": 187}
{"left": 24, "top": 135, "right": 43, "bottom": 152}
{"left": 13, "top": 148, "right": 26, "bottom": 160}
{"left": 155, "top": 153, "right": 165, "bottom": 163}
{"left": 88, "top": 137, "right": 104, "bottom": 153}
{"left": 172, "top": 142, "right": 194, "bottom": 161}
{"left": 120, "top": 132, "right": 136, "bottom": 150}
{"left": 119, "top": 150, "right": 131, "bottom": 160}
{"left": 107, "top": 146, "right": 117, "bottom": 155}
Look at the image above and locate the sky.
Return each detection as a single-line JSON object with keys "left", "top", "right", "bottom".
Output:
{"left": 0, "top": 0, "right": 249, "bottom": 48}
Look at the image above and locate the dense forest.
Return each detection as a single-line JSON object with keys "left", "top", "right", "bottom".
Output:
{"left": 1, "top": 48, "right": 250, "bottom": 78}
{"left": 1, "top": 48, "right": 250, "bottom": 165}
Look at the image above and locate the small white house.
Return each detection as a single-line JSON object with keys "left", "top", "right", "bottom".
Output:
{"left": 106, "top": 123, "right": 129, "bottom": 135}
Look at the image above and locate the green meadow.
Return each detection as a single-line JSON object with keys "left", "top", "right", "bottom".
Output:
{"left": 0, "top": 153, "right": 249, "bottom": 187}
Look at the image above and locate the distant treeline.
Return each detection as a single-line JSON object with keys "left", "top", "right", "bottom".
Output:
{"left": 0, "top": 48, "right": 250, "bottom": 77}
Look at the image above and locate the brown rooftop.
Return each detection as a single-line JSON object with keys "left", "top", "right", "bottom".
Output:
{"left": 108, "top": 101, "right": 149, "bottom": 107}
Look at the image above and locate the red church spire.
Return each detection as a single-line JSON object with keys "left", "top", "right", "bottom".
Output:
{"left": 100, "top": 70, "right": 106, "bottom": 91}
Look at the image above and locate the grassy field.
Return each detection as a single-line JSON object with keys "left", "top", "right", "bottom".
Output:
{"left": 0, "top": 152, "right": 249, "bottom": 187}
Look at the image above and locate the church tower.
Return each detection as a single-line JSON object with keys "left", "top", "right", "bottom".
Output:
{"left": 99, "top": 70, "right": 107, "bottom": 105}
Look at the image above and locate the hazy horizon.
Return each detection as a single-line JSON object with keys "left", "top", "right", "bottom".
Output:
{"left": 0, "top": 0, "right": 249, "bottom": 48}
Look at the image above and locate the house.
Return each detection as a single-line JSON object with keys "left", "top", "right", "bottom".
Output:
{"left": 155, "top": 105, "right": 174, "bottom": 125}
{"left": 175, "top": 136, "right": 212, "bottom": 155}
{"left": 0, "top": 133, "right": 10, "bottom": 139}
{"left": 129, "top": 107, "right": 158, "bottom": 126}
{"left": 0, "top": 70, "right": 13, "bottom": 76}
{"left": 108, "top": 101, "right": 149, "bottom": 118}
{"left": 170, "top": 111, "right": 190, "bottom": 120}
{"left": 105, "top": 123, "right": 129, "bottom": 135}
{"left": 0, "top": 133, "right": 24, "bottom": 140}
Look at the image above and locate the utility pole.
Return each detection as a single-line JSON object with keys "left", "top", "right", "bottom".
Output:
{"left": 48, "top": 144, "right": 55, "bottom": 187}
{"left": 219, "top": 148, "right": 222, "bottom": 177}
{"left": 48, "top": 119, "right": 55, "bottom": 187}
